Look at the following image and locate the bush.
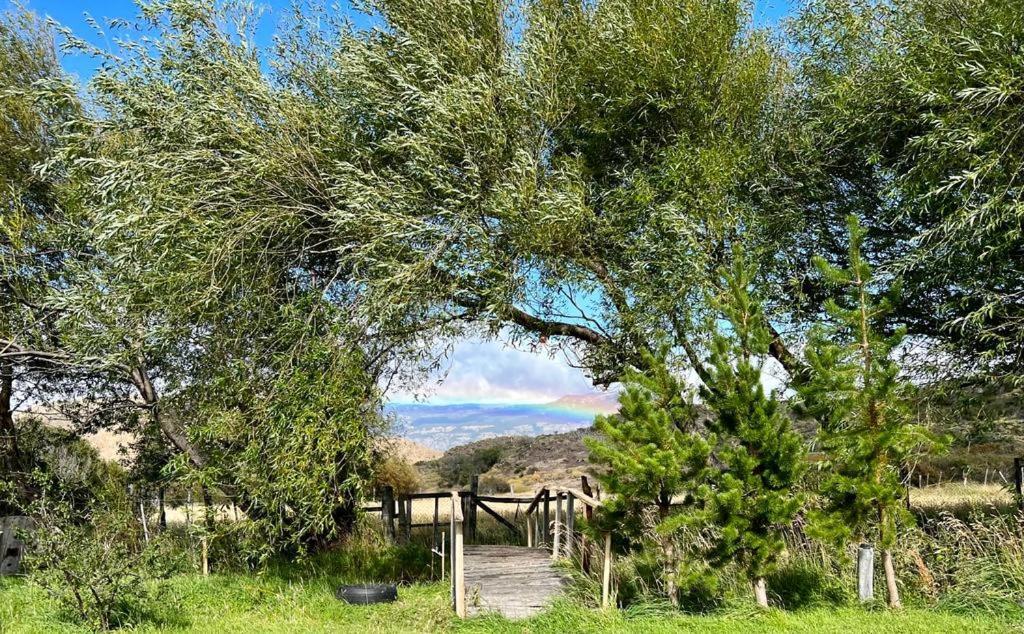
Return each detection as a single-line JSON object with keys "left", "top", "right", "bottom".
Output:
{"left": 0, "top": 417, "right": 119, "bottom": 516}
{"left": 767, "top": 560, "right": 850, "bottom": 609}
{"left": 921, "top": 512, "right": 1024, "bottom": 617}
{"left": 20, "top": 473, "right": 180, "bottom": 630}
{"left": 435, "top": 446, "right": 502, "bottom": 487}
{"left": 372, "top": 457, "right": 421, "bottom": 496}
{"left": 477, "top": 475, "right": 509, "bottom": 494}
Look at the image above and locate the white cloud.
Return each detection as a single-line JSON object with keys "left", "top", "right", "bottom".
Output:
{"left": 387, "top": 336, "right": 601, "bottom": 405}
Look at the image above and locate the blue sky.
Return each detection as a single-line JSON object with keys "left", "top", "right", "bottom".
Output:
{"left": 11, "top": 0, "right": 797, "bottom": 405}
{"left": 18, "top": 0, "right": 796, "bottom": 82}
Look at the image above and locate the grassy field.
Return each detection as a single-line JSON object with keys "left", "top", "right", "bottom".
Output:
{"left": 1, "top": 573, "right": 1020, "bottom": 634}
{"left": 3, "top": 483, "right": 1021, "bottom": 633}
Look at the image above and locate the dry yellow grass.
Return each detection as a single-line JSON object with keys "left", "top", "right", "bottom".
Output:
{"left": 910, "top": 483, "right": 1014, "bottom": 509}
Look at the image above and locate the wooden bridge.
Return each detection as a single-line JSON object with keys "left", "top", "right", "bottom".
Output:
{"left": 449, "top": 487, "right": 610, "bottom": 618}
{"left": 375, "top": 481, "right": 613, "bottom": 619}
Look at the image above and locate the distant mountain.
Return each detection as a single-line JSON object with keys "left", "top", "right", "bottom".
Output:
{"left": 386, "top": 393, "right": 616, "bottom": 451}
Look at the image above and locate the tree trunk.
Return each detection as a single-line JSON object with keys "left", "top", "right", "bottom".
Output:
{"left": 0, "top": 363, "right": 20, "bottom": 469}
{"left": 330, "top": 498, "right": 358, "bottom": 539}
{"left": 158, "top": 487, "right": 167, "bottom": 530}
{"left": 202, "top": 486, "right": 215, "bottom": 528}
{"left": 753, "top": 577, "right": 769, "bottom": 608}
{"left": 882, "top": 549, "right": 901, "bottom": 608}
{"left": 664, "top": 538, "right": 678, "bottom": 608}
{"left": 0, "top": 363, "right": 26, "bottom": 515}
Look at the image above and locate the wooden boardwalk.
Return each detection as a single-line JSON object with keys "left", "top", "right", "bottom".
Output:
{"left": 462, "top": 545, "right": 570, "bottom": 618}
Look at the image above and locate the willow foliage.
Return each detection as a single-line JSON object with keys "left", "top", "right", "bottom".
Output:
{"left": 792, "top": 0, "right": 1024, "bottom": 377}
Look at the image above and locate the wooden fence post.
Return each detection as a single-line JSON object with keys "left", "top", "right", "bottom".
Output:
{"left": 468, "top": 475, "right": 479, "bottom": 543}
{"left": 433, "top": 496, "right": 440, "bottom": 549}
{"left": 581, "top": 476, "right": 594, "bottom": 574}
{"left": 452, "top": 493, "right": 466, "bottom": 618}
{"left": 399, "top": 496, "right": 413, "bottom": 543}
{"left": 552, "top": 492, "right": 562, "bottom": 560}
{"left": 382, "top": 486, "right": 396, "bottom": 544}
{"left": 602, "top": 532, "right": 612, "bottom": 609}
{"left": 542, "top": 490, "right": 550, "bottom": 545}
{"left": 158, "top": 488, "right": 167, "bottom": 530}
{"left": 1015, "top": 458, "right": 1024, "bottom": 510}
{"left": 565, "top": 492, "right": 575, "bottom": 558}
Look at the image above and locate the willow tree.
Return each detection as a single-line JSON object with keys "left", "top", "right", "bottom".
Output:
{"left": 22, "top": 2, "right": 404, "bottom": 551}
{"left": 790, "top": 0, "right": 1024, "bottom": 381}
{"left": 37, "top": 0, "right": 803, "bottom": 549}
{"left": 0, "top": 7, "right": 82, "bottom": 503}
{"left": 300, "top": 0, "right": 803, "bottom": 385}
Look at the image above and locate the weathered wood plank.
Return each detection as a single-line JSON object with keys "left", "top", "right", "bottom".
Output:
{"left": 460, "top": 544, "right": 569, "bottom": 619}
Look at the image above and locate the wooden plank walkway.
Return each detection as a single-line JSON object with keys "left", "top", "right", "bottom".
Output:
{"left": 462, "top": 545, "right": 570, "bottom": 619}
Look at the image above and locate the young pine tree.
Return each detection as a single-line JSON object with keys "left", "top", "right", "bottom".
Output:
{"left": 586, "top": 343, "right": 711, "bottom": 604}
{"left": 699, "top": 253, "right": 807, "bottom": 608}
{"left": 797, "top": 216, "right": 944, "bottom": 608}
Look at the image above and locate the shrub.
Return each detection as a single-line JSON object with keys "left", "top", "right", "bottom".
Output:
{"left": 921, "top": 512, "right": 1024, "bottom": 617}
{"left": 477, "top": 475, "right": 509, "bottom": 494}
{"left": 435, "top": 446, "right": 503, "bottom": 487}
{"left": 767, "top": 560, "right": 850, "bottom": 609}
{"left": 373, "top": 457, "right": 421, "bottom": 496}
{"left": 0, "top": 417, "right": 119, "bottom": 516}
{"left": 20, "top": 473, "right": 179, "bottom": 630}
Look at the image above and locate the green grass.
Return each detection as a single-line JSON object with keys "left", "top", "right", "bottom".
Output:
{"left": 1, "top": 573, "right": 1019, "bottom": 634}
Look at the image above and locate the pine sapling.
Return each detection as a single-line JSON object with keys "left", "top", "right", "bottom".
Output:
{"left": 586, "top": 343, "right": 711, "bottom": 605}
{"left": 797, "top": 215, "right": 945, "bottom": 608}
{"left": 699, "top": 251, "right": 807, "bottom": 608}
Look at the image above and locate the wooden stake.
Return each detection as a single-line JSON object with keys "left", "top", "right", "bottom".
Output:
{"left": 552, "top": 492, "right": 562, "bottom": 560}
{"left": 602, "top": 532, "right": 612, "bottom": 609}
{"left": 381, "top": 486, "right": 395, "bottom": 543}
{"left": 1014, "top": 458, "right": 1023, "bottom": 509}
{"left": 201, "top": 537, "right": 209, "bottom": 577}
{"left": 433, "top": 496, "right": 440, "bottom": 549}
{"left": 468, "top": 475, "right": 479, "bottom": 544}
{"left": 139, "top": 500, "right": 150, "bottom": 545}
{"left": 581, "top": 476, "right": 594, "bottom": 574}
{"left": 452, "top": 494, "right": 466, "bottom": 618}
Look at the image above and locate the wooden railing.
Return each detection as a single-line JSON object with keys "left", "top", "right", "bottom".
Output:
{"left": 525, "top": 482, "right": 613, "bottom": 609}
{"left": 378, "top": 478, "right": 532, "bottom": 546}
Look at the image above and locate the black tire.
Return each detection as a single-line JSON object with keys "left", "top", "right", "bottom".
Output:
{"left": 334, "top": 584, "right": 398, "bottom": 605}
